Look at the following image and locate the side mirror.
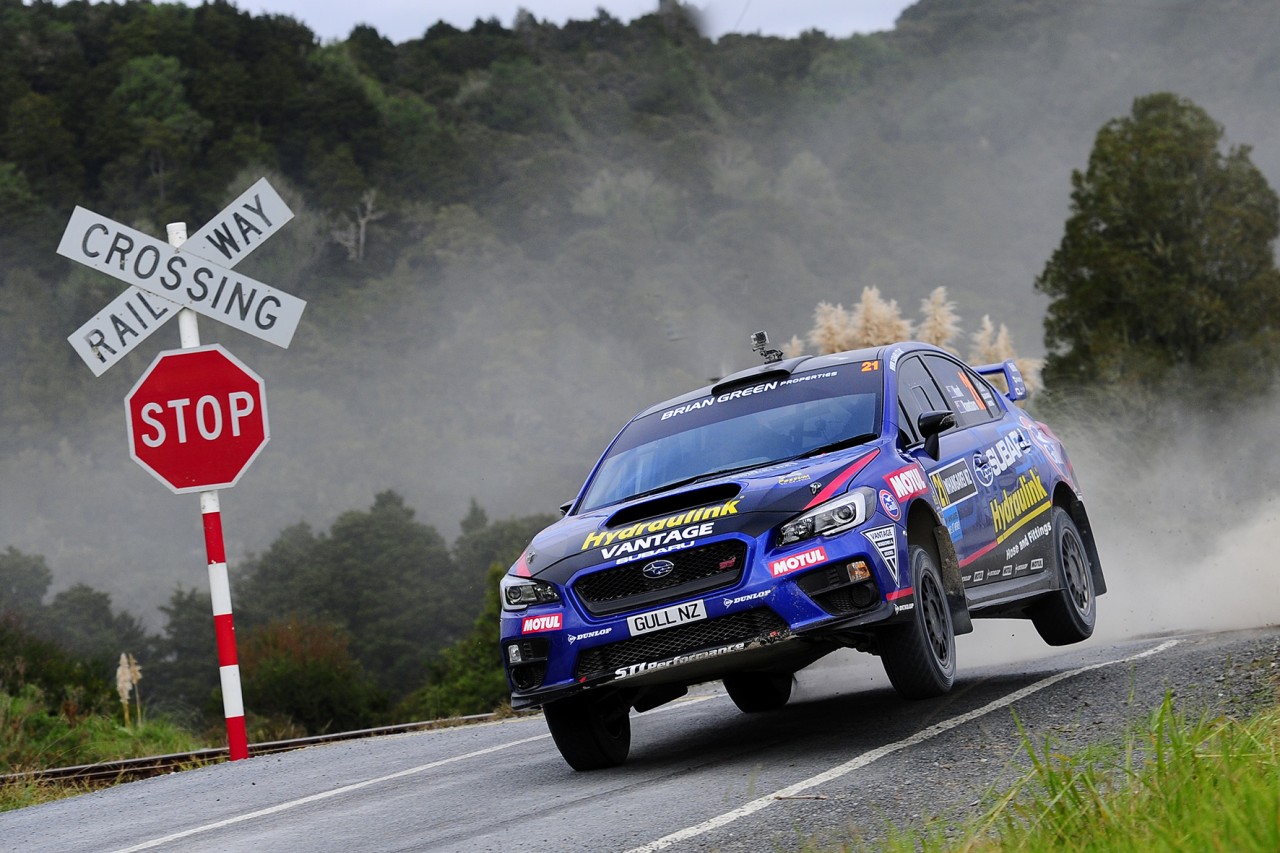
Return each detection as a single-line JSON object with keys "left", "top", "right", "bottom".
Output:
{"left": 917, "top": 410, "right": 956, "bottom": 460}
{"left": 559, "top": 500, "right": 574, "bottom": 516}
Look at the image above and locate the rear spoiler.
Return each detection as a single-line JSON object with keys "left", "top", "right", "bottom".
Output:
{"left": 975, "top": 360, "right": 1027, "bottom": 402}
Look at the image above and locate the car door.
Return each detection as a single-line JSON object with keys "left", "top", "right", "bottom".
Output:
{"left": 919, "top": 355, "right": 1053, "bottom": 596}
{"left": 894, "top": 355, "right": 1002, "bottom": 576}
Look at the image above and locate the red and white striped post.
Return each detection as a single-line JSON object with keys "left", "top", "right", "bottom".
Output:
{"left": 167, "top": 222, "right": 249, "bottom": 761}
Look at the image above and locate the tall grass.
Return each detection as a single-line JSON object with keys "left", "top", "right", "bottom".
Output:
{"left": 1, "top": 686, "right": 208, "bottom": 810}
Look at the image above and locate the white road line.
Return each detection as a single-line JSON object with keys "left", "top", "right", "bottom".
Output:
{"left": 624, "top": 639, "right": 1181, "bottom": 853}
{"left": 112, "top": 693, "right": 720, "bottom": 852}
{"left": 112, "top": 734, "right": 551, "bottom": 852}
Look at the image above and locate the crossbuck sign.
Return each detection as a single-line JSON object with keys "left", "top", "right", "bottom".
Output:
{"left": 58, "top": 178, "right": 306, "bottom": 375}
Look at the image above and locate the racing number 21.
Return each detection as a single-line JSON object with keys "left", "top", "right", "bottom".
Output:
{"left": 861, "top": 361, "right": 880, "bottom": 372}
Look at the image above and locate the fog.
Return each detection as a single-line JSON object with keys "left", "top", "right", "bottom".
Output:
{"left": 4, "top": 0, "right": 1280, "bottom": 639}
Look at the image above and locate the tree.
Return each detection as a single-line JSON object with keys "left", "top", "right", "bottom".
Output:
{"left": 1035, "top": 93, "right": 1280, "bottom": 394}
{"left": 0, "top": 546, "right": 52, "bottom": 617}
{"left": 240, "top": 616, "right": 384, "bottom": 735}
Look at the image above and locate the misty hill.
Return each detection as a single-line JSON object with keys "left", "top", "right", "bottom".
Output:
{"left": 2, "top": 0, "right": 1279, "bottom": 624}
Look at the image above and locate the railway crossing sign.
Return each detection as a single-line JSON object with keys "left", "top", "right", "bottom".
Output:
{"left": 125, "top": 345, "right": 269, "bottom": 494}
{"left": 59, "top": 178, "right": 305, "bottom": 375}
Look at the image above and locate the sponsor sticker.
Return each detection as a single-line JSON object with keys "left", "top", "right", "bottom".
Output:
{"left": 879, "top": 489, "right": 901, "bottom": 521}
{"left": 723, "top": 589, "right": 772, "bottom": 609}
{"left": 521, "top": 613, "right": 563, "bottom": 633}
{"left": 990, "top": 472, "right": 1050, "bottom": 538}
{"left": 768, "top": 546, "right": 827, "bottom": 577}
{"left": 567, "top": 627, "right": 612, "bottom": 644}
{"left": 885, "top": 464, "right": 929, "bottom": 501}
{"left": 863, "top": 525, "right": 900, "bottom": 586}
{"left": 613, "top": 641, "right": 748, "bottom": 679}
{"left": 929, "top": 458, "right": 977, "bottom": 509}
{"left": 974, "top": 430, "right": 1028, "bottom": 487}
{"left": 581, "top": 500, "right": 740, "bottom": 552}
{"left": 627, "top": 599, "right": 707, "bottom": 636}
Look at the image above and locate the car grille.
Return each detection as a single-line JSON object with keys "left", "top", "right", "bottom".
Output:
{"left": 573, "top": 540, "right": 747, "bottom": 616}
{"left": 573, "top": 608, "right": 787, "bottom": 680}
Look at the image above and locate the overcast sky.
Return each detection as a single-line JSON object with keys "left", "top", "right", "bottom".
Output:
{"left": 222, "top": 1, "right": 918, "bottom": 43}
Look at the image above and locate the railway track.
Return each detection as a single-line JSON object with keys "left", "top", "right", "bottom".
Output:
{"left": 0, "top": 712, "right": 531, "bottom": 787}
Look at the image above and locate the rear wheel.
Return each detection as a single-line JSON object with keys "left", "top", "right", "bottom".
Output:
{"left": 542, "top": 690, "right": 631, "bottom": 771}
{"left": 1030, "top": 507, "right": 1096, "bottom": 645}
{"left": 880, "top": 545, "right": 956, "bottom": 699}
{"left": 723, "top": 672, "right": 793, "bottom": 712}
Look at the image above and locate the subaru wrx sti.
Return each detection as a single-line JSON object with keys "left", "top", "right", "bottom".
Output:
{"left": 500, "top": 337, "right": 1104, "bottom": 770}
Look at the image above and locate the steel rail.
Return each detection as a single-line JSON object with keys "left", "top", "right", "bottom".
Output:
{"left": 0, "top": 710, "right": 538, "bottom": 787}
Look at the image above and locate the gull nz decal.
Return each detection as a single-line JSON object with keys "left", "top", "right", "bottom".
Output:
{"left": 863, "top": 525, "right": 901, "bottom": 586}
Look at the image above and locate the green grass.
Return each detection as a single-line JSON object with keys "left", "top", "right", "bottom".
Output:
{"left": 834, "top": 693, "right": 1280, "bottom": 853}
{"left": 1, "top": 686, "right": 209, "bottom": 811}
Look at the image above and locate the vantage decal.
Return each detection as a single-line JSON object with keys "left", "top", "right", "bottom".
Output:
{"left": 885, "top": 464, "right": 929, "bottom": 501}
{"left": 990, "top": 471, "right": 1050, "bottom": 538}
{"left": 929, "top": 458, "right": 977, "bottom": 509}
{"left": 581, "top": 500, "right": 741, "bottom": 551}
{"left": 863, "top": 525, "right": 900, "bottom": 585}
{"left": 604, "top": 524, "right": 710, "bottom": 563}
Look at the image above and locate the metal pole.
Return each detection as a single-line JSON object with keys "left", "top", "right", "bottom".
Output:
{"left": 167, "top": 222, "right": 249, "bottom": 761}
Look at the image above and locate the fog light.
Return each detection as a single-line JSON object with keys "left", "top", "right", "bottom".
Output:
{"left": 507, "top": 644, "right": 523, "bottom": 664}
{"left": 846, "top": 560, "right": 871, "bottom": 583}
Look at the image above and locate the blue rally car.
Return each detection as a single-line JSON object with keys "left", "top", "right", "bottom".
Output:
{"left": 500, "top": 336, "right": 1105, "bottom": 770}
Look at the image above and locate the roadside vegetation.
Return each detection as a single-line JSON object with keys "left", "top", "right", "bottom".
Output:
{"left": 816, "top": 690, "right": 1280, "bottom": 852}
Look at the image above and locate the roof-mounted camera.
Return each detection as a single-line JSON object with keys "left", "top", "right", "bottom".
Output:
{"left": 751, "top": 330, "right": 784, "bottom": 364}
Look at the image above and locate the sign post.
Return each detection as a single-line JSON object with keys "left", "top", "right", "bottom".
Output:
{"left": 59, "top": 180, "right": 305, "bottom": 762}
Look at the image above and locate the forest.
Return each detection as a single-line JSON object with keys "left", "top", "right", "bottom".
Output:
{"left": 4, "top": 0, "right": 1280, "bottom": 740}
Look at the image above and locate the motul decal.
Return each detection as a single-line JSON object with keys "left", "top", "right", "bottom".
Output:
{"left": 884, "top": 464, "right": 928, "bottom": 501}
{"left": 521, "top": 613, "right": 563, "bottom": 633}
{"left": 768, "top": 546, "right": 827, "bottom": 577}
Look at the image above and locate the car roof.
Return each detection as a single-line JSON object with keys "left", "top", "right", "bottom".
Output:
{"left": 630, "top": 340, "right": 951, "bottom": 420}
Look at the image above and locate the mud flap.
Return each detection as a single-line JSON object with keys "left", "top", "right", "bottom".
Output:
{"left": 934, "top": 524, "right": 973, "bottom": 635}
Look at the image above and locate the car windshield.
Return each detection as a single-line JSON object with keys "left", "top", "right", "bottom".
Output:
{"left": 578, "top": 363, "right": 884, "bottom": 512}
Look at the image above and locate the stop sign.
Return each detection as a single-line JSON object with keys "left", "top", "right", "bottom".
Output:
{"left": 126, "top": 344, "right": 269, "bottom": 493}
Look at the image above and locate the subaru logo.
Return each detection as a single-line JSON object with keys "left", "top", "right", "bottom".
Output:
{"left": 641, "top": 559, "right": 675, "bottom": 579}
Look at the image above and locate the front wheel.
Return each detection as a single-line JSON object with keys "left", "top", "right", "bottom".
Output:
{"left": 542, "top": 690, "right": 631, "bottom": 771}
{"left": 1030, "top": 507, "right": 1096, "bottom": 645}
{"left": 880, "top": 545, "right": 956, "bottom": 699}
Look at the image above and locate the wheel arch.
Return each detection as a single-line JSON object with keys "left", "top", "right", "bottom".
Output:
{"left": 1052, "top": 482, "right": 1107, "bottom": 595}
{"left": 906, "top": 498, "right": 972, "bottom": 635}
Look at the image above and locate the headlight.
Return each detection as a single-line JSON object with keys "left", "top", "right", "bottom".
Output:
{"left": 777, "top": 487, "right": 876, "bottom": 547}
{"left": 500, "top": 573, "right": 561, "bottom": 611}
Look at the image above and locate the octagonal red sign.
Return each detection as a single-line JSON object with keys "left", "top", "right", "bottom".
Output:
{"left": 125, "top": 344, "right": 269, "bottom": 494}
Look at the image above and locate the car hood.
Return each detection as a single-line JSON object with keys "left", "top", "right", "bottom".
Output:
{"left": 523, "top": 446, "right": 882, "bottom": 585}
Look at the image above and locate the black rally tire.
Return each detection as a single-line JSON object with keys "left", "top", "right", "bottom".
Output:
{"left": 1030, "top": 506, "right": 1097, "bottom": 646}
{"left": 722, "top": 672, "right": 793, "bottom": 713}
{"left": 880, "top": 545, "right": 957, "bottom": 699}
{"left": 542, "top": 690, "right": 631, "bottom": 771}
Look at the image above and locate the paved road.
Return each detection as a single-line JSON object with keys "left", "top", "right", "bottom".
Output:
{"left": 4, "top": 625, "right": 1276, "bottom": 852}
